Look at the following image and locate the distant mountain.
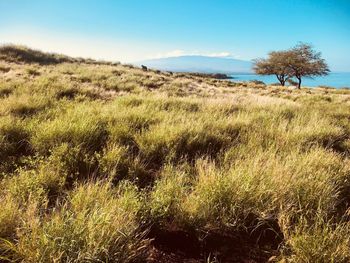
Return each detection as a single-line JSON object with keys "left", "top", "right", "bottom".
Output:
{"left": 136, "top": 55, "right": 253, "bottom": 74}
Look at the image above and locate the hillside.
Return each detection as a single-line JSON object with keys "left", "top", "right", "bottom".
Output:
{"left": 136, "top": 55, "right": 253, "bottom": 74}
{"left": 0, "top": 46, "right": 350, "bottom": 263}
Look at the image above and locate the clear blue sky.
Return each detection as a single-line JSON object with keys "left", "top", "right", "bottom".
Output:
{"left": 0, "top": 0, "right": 349, "bottom": 71}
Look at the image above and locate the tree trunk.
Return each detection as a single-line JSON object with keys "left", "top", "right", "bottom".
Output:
{"left": 297, "top": 77, "right": 301, "bottom": 89}
{"left": 276, "top": 75, "right": 285, "bottom": 86}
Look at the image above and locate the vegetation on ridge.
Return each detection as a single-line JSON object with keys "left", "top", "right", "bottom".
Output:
{"left": 0, "top": 45, "right": 350, "bottom": 262}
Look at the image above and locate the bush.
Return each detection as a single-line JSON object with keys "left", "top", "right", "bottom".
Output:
{"left": 26, "top": 68, "right": 40, "bottom": 76}
{"left": 250, "top": 79, "right": 265, "bottom": 85}
{"left": 0, "top": 85, "right": 13, "bottom": 98}
{"left": 287, "top": 78, "right": 299, "bottom": 86}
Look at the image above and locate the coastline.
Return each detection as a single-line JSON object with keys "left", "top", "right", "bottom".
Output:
{"left": 229, "top": 72, "right": 350, "bottom": 89}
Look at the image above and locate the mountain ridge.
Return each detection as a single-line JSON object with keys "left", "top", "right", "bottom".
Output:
{"left": 135, "top": 55, "right": 253, "bottom": 74}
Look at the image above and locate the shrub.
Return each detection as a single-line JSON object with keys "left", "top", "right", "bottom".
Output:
{"left": 0, "top": 85, "right": 13, "bottom": 98}
{"left": 55, "top": 86, "right": 80, "bottom": 99}
{"left": 26, "top": 67, "right": 40, "bottom": 76}
{"left": 0, "top": 65, "right": 11, "bottom": 73}
{"left": 250, "top": 79, "right": 265, "bottom": 85}
{"left": 287, "top": 78, "right": 299, "bottom": 86}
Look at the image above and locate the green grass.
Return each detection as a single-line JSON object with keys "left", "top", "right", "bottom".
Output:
{"left": 1, "top": 46, "right": 350, "bottom": 262}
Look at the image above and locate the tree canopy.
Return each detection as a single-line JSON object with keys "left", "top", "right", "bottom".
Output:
{"left": 254, "top": 43, "right": 329, "bottom": 88}
{"left": 253, "top": 51, "right": 291, "bottom": 86}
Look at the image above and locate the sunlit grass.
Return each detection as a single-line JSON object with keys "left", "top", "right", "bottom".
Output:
{"left": 1, "top": 45, "right": 350, "bottom": 262}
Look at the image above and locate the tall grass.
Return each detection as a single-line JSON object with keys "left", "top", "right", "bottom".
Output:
{"left": 1, "top": 47, "right": 350, "bottom": 262}
{"left": 1, "top": 181, "right": 149, "bottom": 263}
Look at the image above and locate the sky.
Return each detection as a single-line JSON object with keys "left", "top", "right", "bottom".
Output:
{"left": 0, "top": 0, "right": 349, "bottom": 71}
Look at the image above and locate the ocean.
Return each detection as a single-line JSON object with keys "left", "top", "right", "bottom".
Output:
{"left": 230, "top": 72, "right": 350, "bottom": 88}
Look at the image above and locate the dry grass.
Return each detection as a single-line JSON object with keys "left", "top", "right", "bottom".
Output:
{"left": 0, "top": 46, "right": 350, "bottom": 262}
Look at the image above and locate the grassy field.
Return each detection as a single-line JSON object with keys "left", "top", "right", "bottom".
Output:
{"left": 0, "top": 46, "right": 350, "bottom": 262}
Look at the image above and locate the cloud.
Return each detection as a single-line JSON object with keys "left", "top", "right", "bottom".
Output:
{"left": 149, "top": 50, "right": 240, "bottom": 59}
{"left": 0, "top": 27, "right": 242, "bottom": 62}
{"left": 207, "top": 52, "right": 232, "bottom": 58}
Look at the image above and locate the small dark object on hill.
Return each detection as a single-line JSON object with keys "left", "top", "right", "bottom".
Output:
{"left": 250, "top": 79, "right": 265, "bottom": 85}
{"left": 287, "top": 79, "right": 298, "bottom": 86}
{"left": 26, "top": 68, "right": 40, "bottom": 76}
{"left": 212, "top": 73, "right": 232, "bottom": 79}
{"left": 270, "top": 82, "right": 282, "bottom": 86}
{"left": 142, "top": 65, "right": 148, "bottom": 71}
{"left": 0, "top": 65, "right": 11, "bottom": 73}
{"left": 318, "top": 85, "right": 335, "bottom": 90}
{"left": 184, "top": 72, "right": 232, "bottom": 79}
{"left": 124, "top": 64, "right": 135, "bottom": 69}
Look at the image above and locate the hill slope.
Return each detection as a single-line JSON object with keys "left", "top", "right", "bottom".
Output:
{"left": 137, "top": 55, "right": 253, "bottom": 73}
{"left": 0, "top": 45, "right": 75, "bottom": 64}
{"left": 1, "top": 46, "right": 350, "bottom": 263}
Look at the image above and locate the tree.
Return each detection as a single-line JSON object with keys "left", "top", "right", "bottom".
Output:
{"left": 286, "top": 43, "right": 329, "bottom": 89}
{"left": 253, "top": 51, "right": 291, "bottom": 86}
{"left": 253, "top": 43, "right": 329, "bottom": 89}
